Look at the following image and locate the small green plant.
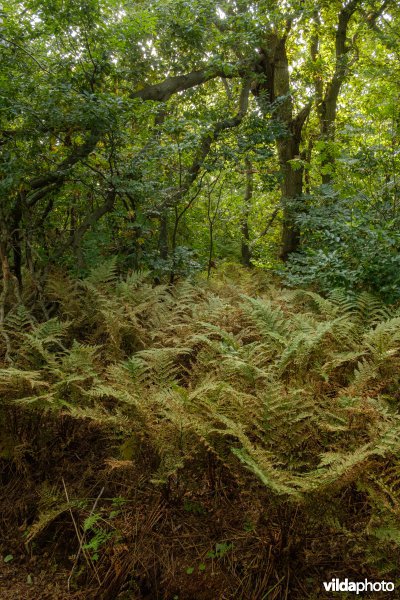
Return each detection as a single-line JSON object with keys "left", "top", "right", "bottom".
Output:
{"left": 82, "top": 503, "right": 121, "bottom": 562}
{"left": 206, "top": 542, "right": 233, "bottom": 559}
{"left": 183, "top": 499, "right": 207, "bottom": 515}
{"left": 82, "top": 521, "right": 113, "bottom": 562}
{"left": 243, "top": 520, "right": 255, "bottom": 532}
{"left": 185, "top": 562, "right": 207, "bottom": 575}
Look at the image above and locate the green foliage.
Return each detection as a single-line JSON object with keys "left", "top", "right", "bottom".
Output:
{"left": 206, "top": 542, "right": 233, "bottom": 559}
{"left": 82, "top": 523, "right": 113, "bottom": 562}
{"left": 2, "top": 0, "right": 398, "bottom": 292}
{"left": 285, "top": 187, "right": 400, "bottom": 302}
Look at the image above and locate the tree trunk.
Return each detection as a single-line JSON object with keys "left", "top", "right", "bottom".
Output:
{"left": 159, "top": 212, "right": 169, "bottom": 261}
{"left": 253, "top": 33, "right": 310, "bottom": 261}
{"left": 241, "top": 158, "right": 253, "bottom": 267}
{"left": 277, "top": 137, "right": 303, "bottom": 260}
{"left": 241, "top": 220, "right": 251, "bottom": 267}
{"left": 11, "top": 195, "right": 23, "bottom": 292}
{"left": 314, "top": 2, "right": 360, "bottom": 184}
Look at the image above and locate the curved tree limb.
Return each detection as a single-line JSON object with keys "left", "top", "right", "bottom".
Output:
{"left": 161, "top": 78, "right": 251, "bottom": 209}
{"left": 131, "top": 63, "right": 250, "bottom": 102}
{"left": 27, "top": 131, "right": 101, "bottom": 206}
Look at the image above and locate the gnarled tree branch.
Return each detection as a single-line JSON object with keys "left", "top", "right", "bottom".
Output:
{"left": 131, "top": 62, "right": 250, "bottom": 102}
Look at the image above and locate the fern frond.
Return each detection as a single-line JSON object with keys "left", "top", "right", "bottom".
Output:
{"left": 0, "top": 368, "right": 48, "bottom": 396}
{"left": 291, "top": 290, "right": 339, "bottom": 319}
{"left": 240, "top": 295, "right": 288, "bottom": 346}
{"left": 85, "top": 256, "right": 118, "bottom": 285}
{"left": 231, "top": 448, "right": 303, "bottom": 498}
{"left": 4, "top": 304, "right": 35, "bottom": 333}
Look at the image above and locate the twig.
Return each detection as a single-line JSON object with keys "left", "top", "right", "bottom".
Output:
{"left": 73, "top": 486, "right": 105, "bottom": 583}
{"left": 62, "top": 478, "right": 103, "bottom": 590}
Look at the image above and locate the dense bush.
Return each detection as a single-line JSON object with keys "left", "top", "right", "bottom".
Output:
{"left": 284, "top": 189, "right": 400, "bottom": 302}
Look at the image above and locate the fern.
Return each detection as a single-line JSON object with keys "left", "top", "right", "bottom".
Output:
{"left": 3, "top": 267, "right": 400, "bottom": 588}
{"left": 25, "top": 503, "right": 73, "bottom": 544}
{"left": 231, "top": 448, "right": 303, "bottom": 498}
{"left": 4, "top": 304, "right": 35, "bottom": 334}
{"left": 85, "top": 256, "right": 118, "bottom": 285}
{"left": 240, "top": 295, "right": 288, "bottom": 346}
{"left": 328, "top": 288, "right": 393, "bottom": 327}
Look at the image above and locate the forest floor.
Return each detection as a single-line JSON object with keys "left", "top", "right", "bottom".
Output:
{"left": 1, "top": 265, "right": 399, "bottom": 599}
{"left": 0, "top": 558, "right": 72, "bottom": 599}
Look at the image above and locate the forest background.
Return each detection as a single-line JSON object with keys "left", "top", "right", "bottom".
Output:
{"left": 1, "top": 0, "right": 400, "bottom": 295}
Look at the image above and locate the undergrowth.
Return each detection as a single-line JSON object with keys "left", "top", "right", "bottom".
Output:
{"left": 1, "top": 261, "right": 400, "bottom": 599}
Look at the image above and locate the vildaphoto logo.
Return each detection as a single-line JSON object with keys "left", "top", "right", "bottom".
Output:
{"left": 323, "top": 579, "right": 395, "bottom": 594}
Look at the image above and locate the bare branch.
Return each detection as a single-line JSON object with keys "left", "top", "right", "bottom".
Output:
{"left": 131, "top": 63, "right": 248, "bottom": 102}
{"left": 27, "top": 132, "right": 100, "bottom": 207}
{"left": 162, "top": 79, "right": 251, "bottom": 208}
{"left": 254, "top": 206, "right": 280, "bottom": 242}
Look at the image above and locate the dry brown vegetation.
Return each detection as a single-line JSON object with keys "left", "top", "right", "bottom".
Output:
{"left": 1, "top": 263, "right": 400, "bottom": 599}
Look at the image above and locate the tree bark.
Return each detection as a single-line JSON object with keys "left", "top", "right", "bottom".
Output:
{"left": 314, "top": 2, "right": 360, "bottom": 183}
{"left": 10, "top": 192, "right": 23, "bottom": 291}
{"left": 253, "top": 33, "right": 311, "bottom": 260}
{"left": 131, "top": 62, "right": 250, "bottom": 102}
{"left": 159, "top": 212, "right": 169, "bottom": 261}
{"left": 241, "top": 158, "right": 253, "bottom": 267}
